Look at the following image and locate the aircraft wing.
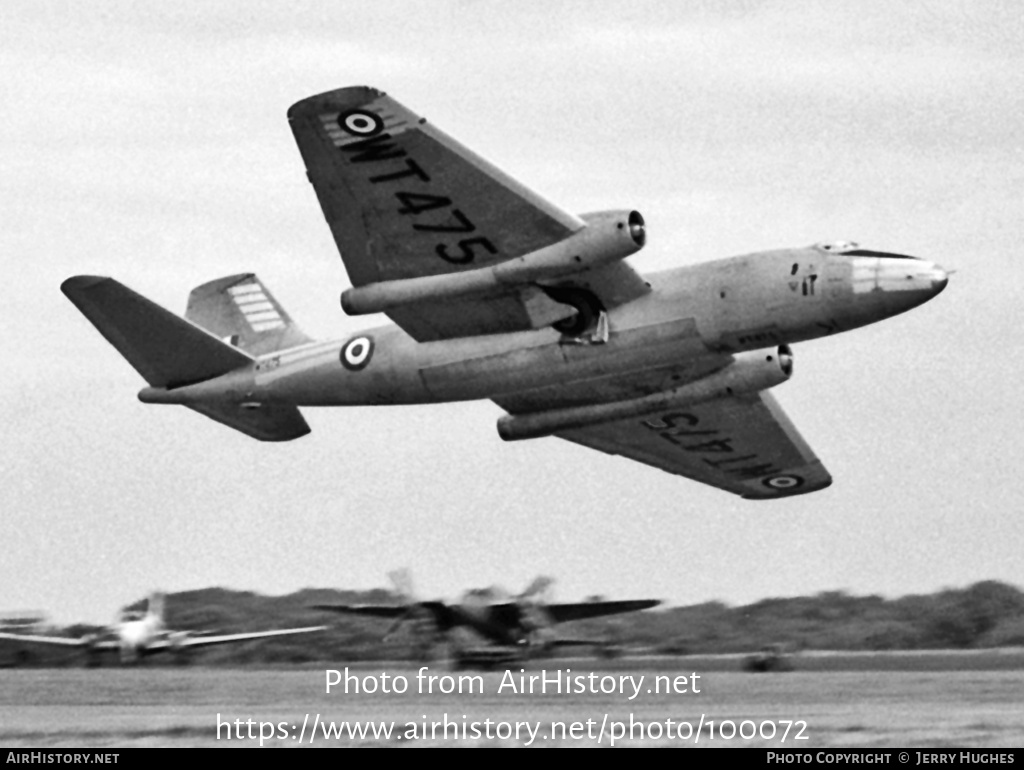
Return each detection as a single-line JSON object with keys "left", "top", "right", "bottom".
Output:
{"left": 552, "top": 391, "right": 832, "bottom": 499}
{"left": 0, "top": 633, "right": 127, "bottom": 655}
{"left": 0, "top": 632, "right": 88, "bottom": 648}
{"left": 145, "top": 627, "right": 326, "bottom": 651}
{"left": 312, "top": 601, "right": 458, "bottom": 627}
{"left": 288, "top": 86, "right": 650, "bottom": 341}
{"left": 543, "top": 600, "right": 662, "bottom": 624}
{"left": 486, "top": 599, "right": 660, "bottom": 626}
{"left": 312, "top": 604, "right": 409, "bottom": 619}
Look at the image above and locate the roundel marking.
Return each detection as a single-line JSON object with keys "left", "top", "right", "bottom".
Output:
{"left": 340, "top": 336, "right": 374, "bottom": 371}
{"left": 337, "top": 110, "right": 384, "bottom": 137}
{"left": 762, "top": 474, "right": 805, "bottom": 490}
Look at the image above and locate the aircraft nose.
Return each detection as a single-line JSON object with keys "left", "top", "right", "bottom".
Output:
{"left": 849, "top": 254, "right": 949, "bottom": 316}
{"left": 928, "top": 263, "right": 949, "bottom": 294}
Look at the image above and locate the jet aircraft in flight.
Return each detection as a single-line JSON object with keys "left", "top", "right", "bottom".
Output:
{"left": 0, "top": 593, "right": 325, "bottom": 665}
{"left": 313, "top": 570, "right": 660, "bottom": 666}
{"left": 61, "top": 86, "right": 949, "bottom": 499}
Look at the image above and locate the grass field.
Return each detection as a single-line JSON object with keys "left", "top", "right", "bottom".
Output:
{"left": 1, "top": 655, "right": 1022, "bottom": 747}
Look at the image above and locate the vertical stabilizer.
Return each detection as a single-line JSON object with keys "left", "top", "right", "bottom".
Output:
{"left": 185, "top": 274, "right": 313, "bottom": 356}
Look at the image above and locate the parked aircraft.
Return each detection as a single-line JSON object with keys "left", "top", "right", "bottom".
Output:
{"left": 0, "top": 611, "right": 47, "bottom": 631}
{"left": 61, "top": 86, "right": 948, "bottom": 499}
{"left": 0, "top": 593, "right": 325, "bottom": 665}
{"left": 313, "top": 570, "right": 659, "bottom": 666}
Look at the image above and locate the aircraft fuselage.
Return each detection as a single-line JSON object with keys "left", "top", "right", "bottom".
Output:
{"left": 140, "top": 244, "right": 946, "bottom": 410}
{"left": 452, "top": 606, "right": 535, "bottom": 648}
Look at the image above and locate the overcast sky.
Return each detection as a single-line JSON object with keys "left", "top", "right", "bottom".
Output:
{"left": 3, "top": 1, "right": 1022, "bottom": 623}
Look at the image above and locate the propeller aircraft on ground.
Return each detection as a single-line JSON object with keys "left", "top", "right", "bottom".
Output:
{"left": 61, "top": 86, "right": 948, "bottom": 499}
{"left": 0, "top": 593, "right": 325, "bottom": 665}
{"left": 313, "top": 570, "right": 660, "bottom": 667}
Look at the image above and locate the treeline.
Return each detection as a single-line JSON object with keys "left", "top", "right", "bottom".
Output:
{"left": 18, "top": 580, "right": 1024, "bottom": 664}
{"left": 636, "top": 580, "right": 1024, "bottom": 654}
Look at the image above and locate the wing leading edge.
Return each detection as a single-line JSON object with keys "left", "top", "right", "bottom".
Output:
{"left": 311, "top": 604, "right": 408, "bottom": 619}
{"left": 312, "top": 601, "right": 454, "bottom": 624}
{"left": 0, "top": 632, "right": 88, "bottom": 648}
{"left": 543, "top": 599, "right": 662, "bottom": 624}
{"left": 146, "top": 626, "right": 326, "bottom": 651}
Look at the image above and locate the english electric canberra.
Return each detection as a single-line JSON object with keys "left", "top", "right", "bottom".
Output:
{"left": 61, "top": 86, "right": 948, "bottom": 499}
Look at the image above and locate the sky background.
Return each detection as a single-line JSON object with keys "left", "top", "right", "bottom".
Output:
{"left": 3, "top": 1, "right": 1022, "bottom": 623}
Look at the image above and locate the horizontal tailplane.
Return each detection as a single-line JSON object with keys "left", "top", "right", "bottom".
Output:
{"left": 61, "top": 276, "right": 253, "bottom": 389}
{"left": 186, "top": 402, "right": 310, "bottom": 442}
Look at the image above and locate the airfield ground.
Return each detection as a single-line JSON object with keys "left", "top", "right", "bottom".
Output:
{"left": 1, "top": 653, "right": 1022, "bottom": 747}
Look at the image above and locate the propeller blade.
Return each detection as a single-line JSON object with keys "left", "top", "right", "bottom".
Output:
{"left": 387, "top": 568, "right": 417, "bottom": 603}
{"left": 518, "top": 576, "right": 553, "bottom": 603}
{"left": 382, "top": 610, "right": 411, "bottom": 642}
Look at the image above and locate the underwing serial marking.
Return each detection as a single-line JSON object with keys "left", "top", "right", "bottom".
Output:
{"left": 641, "top": 411, "right": 783, "bottom": 482}
{"left": 324, "top": 109, "right": 499, "bottom": 266}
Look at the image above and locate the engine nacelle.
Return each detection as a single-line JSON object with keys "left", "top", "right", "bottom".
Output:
{"left": 517, "top": 603, "right": 557, "bottom": 653}
{"left": 340, "top": 210, "right": 646, "bottom": 316}
{"left": 579, "top": 209, "right": 646, "bottom": 248}
{"left": 167, "top": 631, "right": 193, "bottom": 665}
{"left": 493, "top": 209, "right": 645, "bottom": 282}
{"left": 405, "top": 609, "right": 442, "bottom": 662}
{"left": 81, "top": 632, "right": 103, "bottom": 667}
{"left": 497, "top": 345, "right": 793, "bottom": 441}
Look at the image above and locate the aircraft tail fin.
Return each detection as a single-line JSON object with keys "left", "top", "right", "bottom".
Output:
{"left": 185, "top": 273, "right": 313, "bottom": 356}
{"left": 61, "top": 275, "right": 311, "bottom": 442}
{"left": 61, "top": 276, "right": 253, "bottom": 389}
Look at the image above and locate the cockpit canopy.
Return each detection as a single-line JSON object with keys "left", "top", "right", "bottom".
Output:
{"left": 815, "top": 241, "right": 919, "bottom": 260}
{"left": 816, "top": 240, "right": 860, "bottom": 253}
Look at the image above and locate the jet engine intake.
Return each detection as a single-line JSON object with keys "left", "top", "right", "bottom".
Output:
{"left": 497, "top": 345, "right": 794, "bottom": 441}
